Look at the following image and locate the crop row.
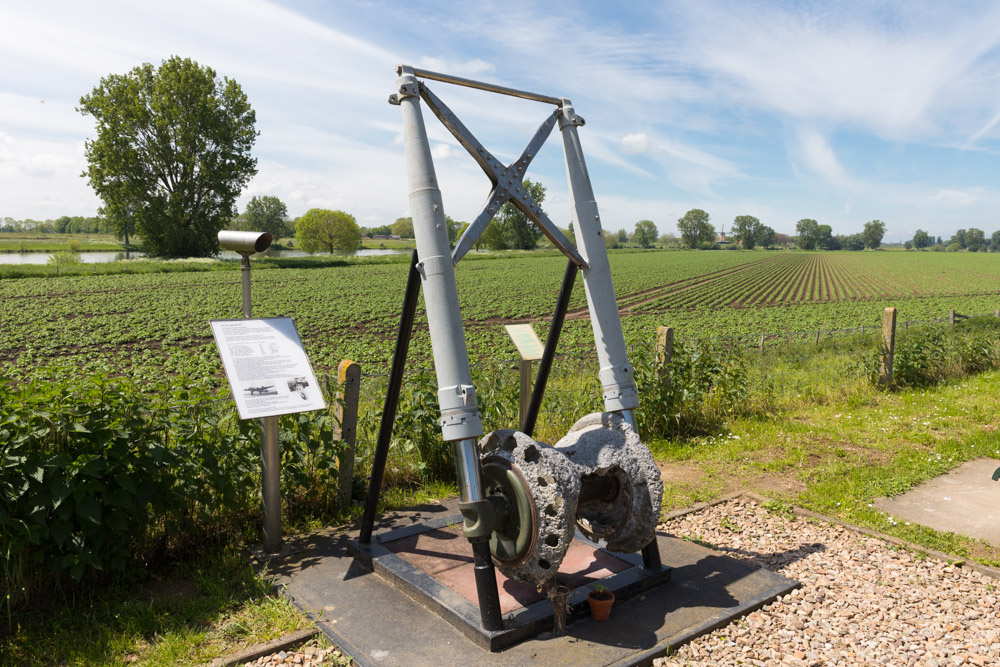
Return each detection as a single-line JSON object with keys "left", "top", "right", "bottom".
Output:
{"left": 4, "top": 250, "right": 1000, "bottom": 385}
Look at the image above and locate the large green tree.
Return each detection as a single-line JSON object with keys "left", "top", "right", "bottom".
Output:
{"left": 990, "top": 230, "right": 1000, "bottom": 252}
{"left": 78, "top": 56, "right": 258, "bottom": 257}
{"left": 862, "top": 219, "right": 886, "bottom": 249}
{"left": 495, "top": 178, "right": 546, "bottom": 250}
{"left": 632, "top": 220, "right": 658, "bottom": 248}
{"left": 912, "top": 229, "right": 930, "bottom": 250}
{"left": 965, "top": 227, "right": 986, "bottom": 252}
{"left": 234, "top": 195, "right": 289, "bottom": 242}
{"left": 295, "top": 209, "right": 361, "bottom": 253}
{"left": 391, "top": 217, "right": 414, "bottom": 238}
{"left": 755, "top": 225, "right": 776, "bottom": 249}
{"left": 795, "top": 219, "right": 820, "bottom": 249}
{"left": 732, "top": 215, "right": 762, "bottom": 250}
{"left": 677, "top": 209, "right": 715, "bottom": 249}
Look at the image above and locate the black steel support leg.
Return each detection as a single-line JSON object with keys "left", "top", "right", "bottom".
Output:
{"left": 641, "top": 539, "right": 663, "bottom": 570}
{"left": 472, "top": 541, "right": 504, "bottom": 631}
{"left": 359, "top": 250, "right": 421, "bottom": 545}
{"left": 521, "top": 259, "right": 578, "bottom": 437}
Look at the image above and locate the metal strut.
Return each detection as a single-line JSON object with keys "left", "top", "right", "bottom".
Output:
{"left": 521, "top": 258, "right": 578, "bottom": 437}
{"left": 359, "top": 250, "right": 421, "bottom": 546}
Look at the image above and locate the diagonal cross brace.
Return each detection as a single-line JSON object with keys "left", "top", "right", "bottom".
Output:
{"left": 418, "top": 83, "right": 587, "bottom": 268}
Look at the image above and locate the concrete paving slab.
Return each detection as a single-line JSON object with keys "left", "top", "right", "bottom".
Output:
{"left": 265, "top": 499, "right": 798, "bottom": 666}
{"left": 875, "top": 458, "right": 1000, "bottom": 546}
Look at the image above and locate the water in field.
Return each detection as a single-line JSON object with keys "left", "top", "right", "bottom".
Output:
{"left": 0, "top": 250, "right": 147, "bottom": 264}
{"left": 0, "top": 247, "right": 407, "bottom": 265}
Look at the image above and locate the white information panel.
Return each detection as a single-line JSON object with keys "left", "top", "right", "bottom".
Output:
{"left": 504, "top": 323, "right": 545, "bottom": 361}
{"left": 211, "top": 317, "right": 326, "bottom": 419}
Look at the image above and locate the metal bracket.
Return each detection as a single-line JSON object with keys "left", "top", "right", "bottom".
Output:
{"left": 411, "top": 82, "right": 588, "bottom": 269}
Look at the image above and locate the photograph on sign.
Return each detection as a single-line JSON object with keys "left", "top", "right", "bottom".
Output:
{"left": 504, "top": 323, "right": 545, "bottom": 361}
{"left": 211, "top": 317, "right": 327, "bottom": 419}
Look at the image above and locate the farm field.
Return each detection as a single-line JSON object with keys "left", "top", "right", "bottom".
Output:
{"left": 2, "top": 249, "right": 1000, "bottom": 382}
{"left": 0, "top": 232, "right": 125, "bottom": 252}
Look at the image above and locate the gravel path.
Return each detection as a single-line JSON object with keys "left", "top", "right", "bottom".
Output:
{"left": 238, "top": 637, "right": 346, "bottom": 666}
{"left": 654, "top": 498, "right": 1000, "bottom": 666}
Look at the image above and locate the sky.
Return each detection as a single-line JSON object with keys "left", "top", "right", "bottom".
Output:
{"left": 4, "top": 1, "right": 1000, "bottom": 242}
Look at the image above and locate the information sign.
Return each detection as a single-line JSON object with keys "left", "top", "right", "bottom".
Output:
{"left": 504, "top": 323, "right": 545, "bottom": 361}
{"left": 211, "top": 317, "right": 326, "bottom": 419}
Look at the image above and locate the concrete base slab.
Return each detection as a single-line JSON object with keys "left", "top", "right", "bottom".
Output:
{"left": 875, "top": 458, "right": 1000, "bottom": 546}
{"left": 349, "top": 513, "right": 667, "bottom": 650}
{"left": 266, "top": 499, "right": 798, "bottom": 666}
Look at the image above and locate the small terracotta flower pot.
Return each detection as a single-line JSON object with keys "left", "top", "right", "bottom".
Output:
{"left": 587, "top": 589, "right": 615, "bottom": 622}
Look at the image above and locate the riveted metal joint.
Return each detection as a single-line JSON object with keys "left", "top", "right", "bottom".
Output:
{"left": 397, "top": 81, "right": 419, "bottom": 99}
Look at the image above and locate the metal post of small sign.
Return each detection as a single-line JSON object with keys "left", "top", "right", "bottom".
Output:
{"left": 217, "top": 230, "right": 282, "bottom": 553}
{"left": 504, "top": 324, "right": 545, "bottom": 428}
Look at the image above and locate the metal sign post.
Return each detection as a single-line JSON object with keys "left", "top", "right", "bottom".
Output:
{"left": 217, "top": 230, "right": 282, "bottom": 553}
{"left": 504, "top": 323, "right": 545, "bottom": 427}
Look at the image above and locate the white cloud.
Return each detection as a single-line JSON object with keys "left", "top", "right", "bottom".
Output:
{"left": 926, "top": 189, "right": 978, "bottom": 208}
{"left": 795, "top": 127, "right": 850, "bottom": 188}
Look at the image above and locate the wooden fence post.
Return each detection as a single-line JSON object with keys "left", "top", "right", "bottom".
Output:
{"left": 656, "top": 326, "right": 674, "bottom": 387}
{"left": 334, "top": 359, "right": 360, "bottom": 507}
{"left": 758, "top": 332, "right": 765, "bottom": 352}
{"left": 949, "top": 309, "right": 956, "bottom": 326}
{"left": 879, "top": 307, "right": 897, "bottom": 386}
{"left": 995, "top": 309, "right": 999, "bottom": 318}
{"left": 815, "top": 329, "right": 821, "bottom": 346}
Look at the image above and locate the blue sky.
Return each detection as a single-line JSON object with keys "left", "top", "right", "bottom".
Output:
{"left": 4, "top": 1, "right": 1000, "bottom": 242}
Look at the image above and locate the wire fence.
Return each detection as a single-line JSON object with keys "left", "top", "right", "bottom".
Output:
{"left": 333, "top": 308, "right": 1000, "bottom": 431}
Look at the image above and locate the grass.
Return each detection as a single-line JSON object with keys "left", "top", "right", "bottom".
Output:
{"left": 0, "top": 479, "right": 454, "bottom": 666}
{"left": 649, "top": 369, "right": 1000, "bottom": 566}
{"left": 5, "top": 363, "right": 1000, "bottom": 664}
{"left": 0, "top": 233, "right": 125, "bottom": 253}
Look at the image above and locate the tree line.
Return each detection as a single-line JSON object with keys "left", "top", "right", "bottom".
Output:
{"left": 909, "top": 228, "right": 1000, "bottom": 252}
{"left": 1, "top": 216, "right": 114, "bottom": 235}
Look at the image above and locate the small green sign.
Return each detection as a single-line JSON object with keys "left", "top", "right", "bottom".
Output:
{"left": 504, "top": 323, "right": 545, "bottom": 361}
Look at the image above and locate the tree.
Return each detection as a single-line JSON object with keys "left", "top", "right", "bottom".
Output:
{"left": 480, "top": 219, "right": 507, "bottom": 250}
{"left": 732, "top": 215, "right": 762, "bottom": 250}
{"left": 295, "top": 209, "right": 361, "bottom": 253}
{"left": 990, "top": 230, "right": 1000, "bottom": 252}
{"left": 78, "top": 56, "right": 258, "bottom": 257}
{"left": 495, "top": 178, "right": 546, "bottom": 250}
{"left": 904, "top": 241, "right": 913, "bottom": 250}
{"left": 445, "top": 216, "right": 464, "bottom": 245}
{"left": 391, "top": 217, "right": 414, "bottom": 238}
{"left": 617, "top": 229, "right": 628, "bottom": 244}
{"left": 842, "top": 233, "right": 865, "bottom": 251}
{"left": 912, "top": 229, "right": 930, "bottom": 250}
{"left": 677, "top": 209, "right": 715, "bottom": 249}
{"left": 949, "top": 229, "right": 967, "bottom": 249}
{"left": 235, "top": 195, "right": 289, "bottom": 242}
{"left": 816, "top": 224, "right": 834, "bottom": 249}
{"left": 756, "top": 225, "right": 776, "bottom": 249}
{"left": 966, "top": 227, "right": 986, "bottom": 252}
{"left": 862, "top": 220, "right": 885, "bottom": 249}
{"left": 795, "top": 219, "right": 820, "bottom": 250}
{"left": 633, "top": 220, "right": 658, "bottom": 248}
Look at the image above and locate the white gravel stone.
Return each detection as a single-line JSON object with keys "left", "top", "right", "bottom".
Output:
{"left": 653, "top": 498, "right": 1000, "bottom": 666}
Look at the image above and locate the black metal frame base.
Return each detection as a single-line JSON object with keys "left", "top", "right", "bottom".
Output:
{"left": 348, "top": 514, "right": 672, "bottom": 652}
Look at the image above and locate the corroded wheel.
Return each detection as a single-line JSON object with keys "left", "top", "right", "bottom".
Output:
{"left": 478, "top": 429, "right": 582, "bottom": 585}
{"left": 481, "top": 455, "right": 535, "bottom": 564}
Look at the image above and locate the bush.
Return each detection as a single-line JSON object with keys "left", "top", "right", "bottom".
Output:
{"left": 634, "top": 337, "right": 760, "bottom": 438}
{"left": 0, "top": 368, "right": 345, "bottom": 610}
{"left": 872, "top": 316, "right": 1000, "bottom": 388}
